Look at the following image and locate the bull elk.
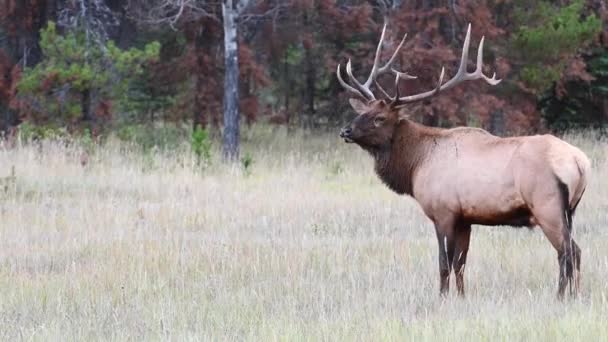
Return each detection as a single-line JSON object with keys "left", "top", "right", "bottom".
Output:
{"left": 337, "top": 22, "right": 590, "bottom": 298}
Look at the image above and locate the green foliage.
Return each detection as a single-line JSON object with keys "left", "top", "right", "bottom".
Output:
{"left": 115, "top": 123, "right": 188, "bottom": 151}
{"left": 540, "top": 95, "right": 585, "bottom": 132}
{"left": 540, "top": 49, "right": 608, "bottom": 132}
{"left": 191, "top": 125, "right": 212, "bottom": 164}
{"left": 17, "top": 22, "right": 160, "bottom": 126}
{"left": 110, "top": 29, "right": 181, "bottom": 123}
{"left": 119, "top": 71, "right": 176, "bottom": 121}
{"left": 241, "top": 153, "right": 254, "bottom": 175}
{"left": 512, "top": 0, "right": 601, "bottom": 93}
{"left": 79, "top": 128, "right": 96, "bottom": 152}
{"left": 519, "top": 65, "right": 562, "bottom": 93}
{"left": 283, "top": 45, "right": 304, "bottom": 66}
{"left": 588, "top": 52, "right": 608, "bottom": 96}
{"left": 17, "top": 122, "right": 69, "bottom": 141}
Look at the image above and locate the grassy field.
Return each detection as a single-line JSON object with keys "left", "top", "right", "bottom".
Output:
{"left": 1, "top": 125, "right": 607, "bottom": 341}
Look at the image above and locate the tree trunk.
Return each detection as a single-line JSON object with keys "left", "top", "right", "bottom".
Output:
{"left": 187, "top": 22, "right": 208, "bottom": 131}
{"left": 193, "top": 86, "right": 203, "bottom": 130}
{"left": 1, "top": 109, "right": 11, "bottom": 136}
{"left": 222, "top": 0, "right": 240, "bottom": 161}
{"left": 303, "top": 11, "right": 315, "bottom": 123}
{"left": 489, "top": 110, "right": 505, "bottom": 136}
{"left": 304, "top": 43, "right": 315, "bottom": 116}
{"left": 601, "top": 99, "right": 608, "bottom": 137}
{"left": 81, "top": 88, "right": 93, "bottom": 123}
{"left": 193, "top": 73, "right": 207, "bottom": 130}
{"left": 283, "top": 49, "right": 290, "bottom": 112}
{"left": 282, "top": 50, "right": 293, "bottom": 131}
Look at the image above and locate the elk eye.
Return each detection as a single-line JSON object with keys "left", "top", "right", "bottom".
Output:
{"left": 374, "top": 116, "right": 386, "bottom": 126}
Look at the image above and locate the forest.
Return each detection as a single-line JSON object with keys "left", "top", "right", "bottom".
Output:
{"left": 0, "top": 0, "right": 606, "bottom": 159}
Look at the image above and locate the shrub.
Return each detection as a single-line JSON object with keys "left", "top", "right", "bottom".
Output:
{"left": 17, "top": 22, "right": 160, "bottom": 129}
{"left": 511, "top": 0, "right": 601, "bottom": 93}
{"left": 191, "top": 125, "right": 212, "bottom": 165}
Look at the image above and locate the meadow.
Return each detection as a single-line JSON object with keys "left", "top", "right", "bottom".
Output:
{"left": 0, "top": 125, "right": 607, "bottom": 341}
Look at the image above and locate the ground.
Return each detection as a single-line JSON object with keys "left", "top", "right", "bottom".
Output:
{"left": 0, "top": 126, "right": 607, "bottom": 340}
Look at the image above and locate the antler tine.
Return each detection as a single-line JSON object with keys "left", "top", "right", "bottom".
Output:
{"left": 379, "top": 32, "right": 408, "bottom": 74}
{"left": 346, "top": 60, "right": 375, "bottom": 100}
{"left": 394, "top": 72, "right": 401, "bottom": 99}
{"left": 476, "top": 37, "right": 501, "bottom": 85}
{"left": 395, "top": 23, "right": 501, "bottom": 105}
{"left": 484, "top": 72, "right": 501, "bottom": 85}
{"left": 392, "top": 69, "right": 417, "bottom": 81}
{"left": 392, "top": 69, "right": 418, "bottom": 100}
{"left": 337, "top": 63, "right": 367, "bottom": 100}
{"left": 396, "top": 67, "right": 445, "bottom": 104}
{"left": 443, "top": 27, "right": 501, "bottom": 89}
{"left": 435, "top": 67, "right": 446, "bottom": 94}
{"left": 375, "top": 80, "right": 393, "bottom": 100}
{"left": 363, "top": 22, "right": 388, "bottom": 89}
{"left": 476, "top": 36, "right": 484, "bottom": 74}
{"left": 365, "top": 31, "right": 409, "bottom": 88}
{"left": 439, "top": 23, "right": 473, "bottom": 91}
{"left": 374, "top": 69, "right": 418, "bottom": 101}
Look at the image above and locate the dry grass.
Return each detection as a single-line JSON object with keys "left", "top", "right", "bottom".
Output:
{"left": 1, "top": 125, "right": 607, "bottom": 341}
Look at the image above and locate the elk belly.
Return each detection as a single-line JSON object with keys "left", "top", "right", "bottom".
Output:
{"left": 461, "top": 200, "right": 534, "bottom": 228}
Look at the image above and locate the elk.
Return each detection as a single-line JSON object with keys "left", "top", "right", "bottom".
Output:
{"left": 336, "top": 22, "right": 590, "bottom": 299}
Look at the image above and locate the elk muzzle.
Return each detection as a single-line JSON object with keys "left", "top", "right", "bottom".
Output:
{"left": 340, "top": 127, "right": 354, "bottom": 143}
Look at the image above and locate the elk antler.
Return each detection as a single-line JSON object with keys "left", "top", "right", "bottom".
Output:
{"left": 336, "top": 21, "right": 415, "bottom": 101}
{"left": 336, "top": 22, "right": 501, "bottom": 104}
{"left": 394, "top": 24, "right": 501, "bottom": 105}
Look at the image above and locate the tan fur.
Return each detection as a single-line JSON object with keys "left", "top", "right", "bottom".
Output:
{"left": 340, "top": 99, "right": 590, "bottom": 298}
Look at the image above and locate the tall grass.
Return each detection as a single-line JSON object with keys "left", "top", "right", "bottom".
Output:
{"left": 0, "top": 125, "right": 607, "bottom": 341}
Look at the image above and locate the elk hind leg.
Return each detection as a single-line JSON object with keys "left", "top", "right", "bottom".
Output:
{"left": 557, "top": 178, "right": 581, "bottom": 298}
{"left": 533, "top": 181, "right": 580, "bottom": 299}
{"left": 453, "top": 224, "right": 472, "bottom": 297}
{"left": 559, "top": 237, "right": 581, "bottom": 297}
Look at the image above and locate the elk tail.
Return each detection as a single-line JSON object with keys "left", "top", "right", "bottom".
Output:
{"left": 569, "top": 151, "right": 590, "bottom": 221}
{"left": 555, "top": 176, "right": 572, "bottom": 233}
{"left": 569, "top": 186, "right": 585, "bottom": 219}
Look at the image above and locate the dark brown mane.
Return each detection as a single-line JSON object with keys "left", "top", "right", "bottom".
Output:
{"left": 372, "top": 120, "right": 437, "bottom": 196}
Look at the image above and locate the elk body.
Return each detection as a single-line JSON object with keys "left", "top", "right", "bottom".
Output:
{"left": 337, "top": 22, "right": 590, "bottom": 298}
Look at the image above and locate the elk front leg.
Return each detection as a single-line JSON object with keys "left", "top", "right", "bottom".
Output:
{"left": 434, "top": 216, "right": 457, "bottom": 296}
{"left": 452, "top": 224, "right": 472, "bottom": 297}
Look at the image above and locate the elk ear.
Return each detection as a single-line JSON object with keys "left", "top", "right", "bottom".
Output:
{"left": 349, "top": 98, "right": 369, "bottom": 115}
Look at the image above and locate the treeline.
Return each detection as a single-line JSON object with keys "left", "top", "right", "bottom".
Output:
{"left": 0, "top": 1, "right": 607, "bottom": 154}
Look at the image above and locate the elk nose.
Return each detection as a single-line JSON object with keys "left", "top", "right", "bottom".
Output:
{"left": 340, "top": 127, "right": 352, "bottom": 138}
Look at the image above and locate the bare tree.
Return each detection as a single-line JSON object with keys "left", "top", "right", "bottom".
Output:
{"left": 221, "top": 0, "right": 248, "bottom": 161}
{"left": 127, "top": 0, "right": 284, "bottom": 161}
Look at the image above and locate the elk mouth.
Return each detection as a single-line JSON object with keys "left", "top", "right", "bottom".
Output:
{"left": 340, "top": 128, "right": 355, "bottom": 143}
{"left": 343, "top": 137, "right": 354, "bottom": 143}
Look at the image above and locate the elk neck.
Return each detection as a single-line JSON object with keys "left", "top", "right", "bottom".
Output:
{"left": 370, "top": 119, "right": 437, "bottom": 196}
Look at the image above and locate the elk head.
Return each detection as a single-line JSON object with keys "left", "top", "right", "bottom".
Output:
{"left": 338, "top": 22, "right": 501, "bottom": 149}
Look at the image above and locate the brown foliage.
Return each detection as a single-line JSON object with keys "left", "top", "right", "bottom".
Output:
{"left": 0, "top": 0, "right": 44, "bottom": 35}
{"left": 95, "top": 100, "right": 112, "bottom": 120}
{"left": 0, "top": 50, "right": 20, "bottom": 105}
